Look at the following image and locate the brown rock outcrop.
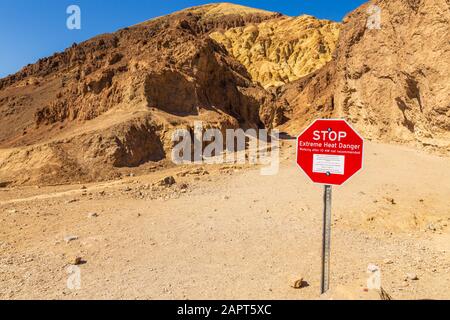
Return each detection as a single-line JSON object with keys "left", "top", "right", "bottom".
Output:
{"left": 0, "top": 3, "right": 283, "bottom": 185}
{"left": 279, "top": 0, "right": 450, "bottom": 152}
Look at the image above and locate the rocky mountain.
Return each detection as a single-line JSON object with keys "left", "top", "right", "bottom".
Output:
{"left": 0, "top": 4, "right": 286, "bottom": 185}
{"left": 278, "top": 0, "right": 450, "bottom": 153}
{"left": 0, "top": 0, "right": 449, "bottom": 186}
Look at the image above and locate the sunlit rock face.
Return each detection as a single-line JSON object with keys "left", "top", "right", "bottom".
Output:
{"left": 210, "top": 15, "right": 340, "bottom": 88}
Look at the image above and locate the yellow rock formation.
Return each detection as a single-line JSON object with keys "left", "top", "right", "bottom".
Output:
{"left": 210, "top": 15, "right": 340, "bottom": 88}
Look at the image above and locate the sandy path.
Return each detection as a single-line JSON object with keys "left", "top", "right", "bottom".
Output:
{"left": 0, "top": 142, "right": 449, "bottom": 300}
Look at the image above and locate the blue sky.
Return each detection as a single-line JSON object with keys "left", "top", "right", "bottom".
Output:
{"left": 0, "top": 0, "right": 367, "bottom": 78}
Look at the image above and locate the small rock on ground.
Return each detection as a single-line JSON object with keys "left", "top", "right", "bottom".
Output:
{"left": 64, "top": 235, "right": 79, "bottom": 243}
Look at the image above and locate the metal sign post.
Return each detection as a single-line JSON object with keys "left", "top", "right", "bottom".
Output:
{"left": 321, "top": 185, "right": 332, "bottom": 294}
{"left": 296, "top": 119, "right": 364, "bottom": 294}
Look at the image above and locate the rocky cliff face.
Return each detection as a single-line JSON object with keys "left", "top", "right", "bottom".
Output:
{"left": 0, "top": 3, "right": 285, "bottom": 185}
{"left": 211, "top": 15, "right": 340, "bottom": 88}
{"left": 0, "top": 1, "right": 448, "bottom": 185}
{"left": 278, "top": 0, "right": 450, "bottom": 152}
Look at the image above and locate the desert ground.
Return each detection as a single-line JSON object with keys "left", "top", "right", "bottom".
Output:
{"left": 1, "top": 140, "right": 449, "bottom": 300}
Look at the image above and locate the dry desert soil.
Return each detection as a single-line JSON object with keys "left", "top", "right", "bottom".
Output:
{"left": 1, "top": 141, "right": 449, "bottom": 300}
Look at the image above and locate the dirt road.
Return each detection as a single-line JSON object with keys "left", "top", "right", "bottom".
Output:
{"left": 1, "top": 142, "right": 449, "bottom": 300}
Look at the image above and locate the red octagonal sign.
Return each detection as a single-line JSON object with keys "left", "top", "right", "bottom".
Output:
{"left": 296, "top": 119, "right": 364, "bottom": 186}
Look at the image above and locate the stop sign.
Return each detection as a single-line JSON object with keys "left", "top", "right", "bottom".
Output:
{"left": 296, "top": 119, "right": 364, "bottom": 186}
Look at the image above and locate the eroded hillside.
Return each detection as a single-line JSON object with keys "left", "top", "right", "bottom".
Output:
{"left": 0, "top": 1, "right": 449, "bottom": 186}
{"left": 211, "top": 15, "right": 340, "bottom": 88}
{"left": 0, "top": 3, "right": 284, "bottom": 185}
{"left": 277, "top": 0, "right": 450, "bottom": 153}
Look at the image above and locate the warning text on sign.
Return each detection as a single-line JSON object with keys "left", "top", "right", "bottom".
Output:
{"left": 299, "top": 141, "right": 362, "bottom": 152}
{"left": 313, "top": 154, "right": 345, "bottom": 175}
